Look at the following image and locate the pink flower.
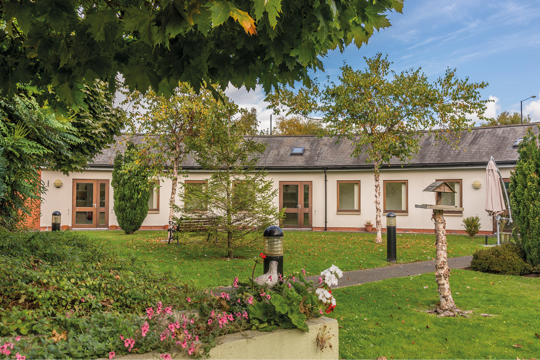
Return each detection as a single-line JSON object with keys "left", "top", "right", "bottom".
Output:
{"left": 247, "top": 296, "right": 253, "bottom": 305}
{"left": 160, "top": 354, "right": 172, "bottom": 360}
{"left": 141, "top": 321, "right": 150, "bottom": 337}
{"left": 175, "top": 321, "right": 180, "bottom": 329}
{"left": 81, "top": 298, "right": 85, "bottom": 302}
{"left": 66, "top": 312, "right": 70, "bottom": 318}
{"left": 237, "top": 299, "right": 241, "bottom": 303}
{"left": 208, "top": 319, "right": 213, "bottom": 325}
{"left": 266, "top": 294, "right": 271, "bottom": 300}
{"left": 157, "top": 301, "right": 163, "bottom": 314}
{"left": 123, "top": 338, "right": 135, "bottom": 352}
{"left": 15, "top": 336, "right": 20, "bottom": 342}
{"left": 15, "top": 352, "right": 25, "bottom": 360}
{"left": 242, "top": 311, "right": 248, "bottom": 319}
{"left": 292, "top": 276, "right": 296, "bottom": 282}
{"left": 318, "top": 277, "right": 323, "bottom": 285}
{"left": 188, "top": 347, "right": 195, "bottom": 356}
{"left": 233, "top": 277, "right": 239, "bottom": 288}
{"left": 160, "top": 331, "right": 169, "bottom": 341}
{"left": 269, "top": 275, "right": 272, "bottom": 281}
{"left": 211, "top": 310, "right": 215, "bottom": 318}
{"left": 187, "top": 297, "right": 191, "bottom": 303}
{"left": 119, "top": 335, "right": 124, "bottom": 341}
{"left": 109, "top": 351, "right": 115, "bottom": 359}
{"left": 319, "top": 309, "right": 323, "bottom": 315}
{"left": 279, "top": 274, "right": 283, "bottom": 281}
{"left": 146, "top": 307, "right": 154, "bottom": 319}
{"left": 168, "top": 323, "right": 176, "bottom": 333}
{"left": 260, "top": 292, "right": 265, "bottom": 297}
{"left": 165, "top": 306, "right": 172, "bottom": 314}
{"left": 195, "top": 335, "right": 199, "bottom": 342}
{"left": 302, "top": 269, "right": 306, "bottom": 276}
{"left": 227, "top": 314, "right": 234, "bottom": 321}
{"left": 288, "top": 283, "right": 292, "bottom": 289}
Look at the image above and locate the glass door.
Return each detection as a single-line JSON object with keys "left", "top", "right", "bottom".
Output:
{"left": 72, "top": 180, "right": 109, "bottom": 229}
{"left": 280, "top": 182, "right": 312, "bottom": 228}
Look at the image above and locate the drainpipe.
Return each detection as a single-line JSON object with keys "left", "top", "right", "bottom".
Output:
{"left": 324, "top": 168, "right": 327, "bottom": 231}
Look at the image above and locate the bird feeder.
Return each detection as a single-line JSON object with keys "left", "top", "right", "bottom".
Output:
{"left": 262, "top": 225, "right": 284, "bottom": 277}
{"left": 415, "top": 181, "right": 464, "bottom": 316}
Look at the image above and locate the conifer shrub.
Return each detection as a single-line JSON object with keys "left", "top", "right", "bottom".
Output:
{"left": 509, "top": 127, "right": 540, "bottom": 267}
{"left": 462, "top": 215, "right": 481, "bottom": 238}
{"left": 470, "top": 243, "right": 533, "bottom": 275}
{"left": 112, "top": 143, "right": 151, "bottom": 234}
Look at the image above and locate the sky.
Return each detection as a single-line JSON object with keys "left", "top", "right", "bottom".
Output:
{"left": 225, "top": 0, "right": 540, "bottom": 132}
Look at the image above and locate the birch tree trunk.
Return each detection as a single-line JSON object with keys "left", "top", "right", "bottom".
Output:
{"left": 433, "top": 209, "right": 459, "bottom": 315}
{"left": 169, "top": 158, "right": 178, "bottom": 223}
{"left": 374, "top": 162, "right": 383, "bottom": 243}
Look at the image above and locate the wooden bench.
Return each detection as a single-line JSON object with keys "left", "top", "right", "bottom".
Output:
{"left": 167, "top": 215, "right": 218, "bottom": 245}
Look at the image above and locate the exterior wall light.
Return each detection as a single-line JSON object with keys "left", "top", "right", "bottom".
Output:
{"left": 54, "top": 179, "right": 63, "bottom": 188}
{"left": 472, "top": 180, "right": 482, "bottom": 190}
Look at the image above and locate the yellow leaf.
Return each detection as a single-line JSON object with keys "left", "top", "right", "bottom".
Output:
{"left": 230, "top": 8, "right": 257, "bottom": 35}
{"left": 51, "top": 330, "right": 67, "bottom": 343}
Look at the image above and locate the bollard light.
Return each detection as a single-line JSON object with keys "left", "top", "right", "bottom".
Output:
{"left": 262, "top": 225, "right": 284, "bottom": 277}
{"left": 52, "top": 211, "right": 61, "bottom": 232}
{"left": 386, "top": 212, "right": 396, "bottom": 262}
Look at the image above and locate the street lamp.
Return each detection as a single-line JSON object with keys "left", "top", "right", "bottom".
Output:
{"left": 521, "top": 95, "right": 537, "bottom": 124}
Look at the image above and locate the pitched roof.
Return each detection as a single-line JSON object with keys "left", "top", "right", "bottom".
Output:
{"left": 91, "top": 123, "right": 537, "bottom": 170}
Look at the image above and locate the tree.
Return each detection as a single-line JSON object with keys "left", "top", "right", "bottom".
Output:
{"left": 481, "top": 111, "right": 530, "bottom": 127}
{"left": 177, "top": 111, "right": 282, "bottom": 258}
{"left": 267, "top": 53, "right": 489, "bottom": 244}
{"left": 510, "top": 127, "right": 540, "bottom": 267}
{"left": 0, "top": 0, "right": 403, "bottom": 109}
{"left": 124, "top": 83, "right": 222, "bottom": 223}
{"left": 235, "top": 107, "right": 259, "bottom": 135}
{"left": 274, "top": 115, "right": 325, "bottom": 135}
{"left": 0, "top": 83, "right": 124, "bottom": 230}
{"left": 112, "top": 144, "right": 152, "bottom": 234}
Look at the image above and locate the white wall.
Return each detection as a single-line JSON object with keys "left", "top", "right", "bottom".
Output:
{"left": 40, "top": 165, "right": 512, "bottom": 232}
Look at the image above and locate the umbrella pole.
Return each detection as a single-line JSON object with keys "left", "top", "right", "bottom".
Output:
{"left": 496, "top": 215, "right": 500, "bottom": 246}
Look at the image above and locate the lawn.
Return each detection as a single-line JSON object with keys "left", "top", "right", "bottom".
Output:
{"left": 84, "top": 230, "right": 495, "bottom": 288}
{"left": 327, "top": 269, "right": 540, "bottom": 359}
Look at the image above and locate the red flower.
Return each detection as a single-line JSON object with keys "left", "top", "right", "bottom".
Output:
{"left": 260, "top": 253, "right": 266, "bottom": 259}
{"left": 325, "top": 305, "right": 336, "bottom": 314}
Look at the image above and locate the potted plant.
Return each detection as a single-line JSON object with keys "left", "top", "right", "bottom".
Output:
{"left": 364, "top": 220, "right": 373, "bottom": 232}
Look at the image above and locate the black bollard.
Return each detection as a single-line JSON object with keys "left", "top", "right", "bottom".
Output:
{"left": 386, "top": 212, "right": 397, "bottom": 262}
{"left": 52, "top": 211, "right": 61, "bottom": 231}
{"left": 262, "top": 226, "right": 284, "bottom": 277}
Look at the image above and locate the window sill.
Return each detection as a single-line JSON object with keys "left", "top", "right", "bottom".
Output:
{"left": 336, "top": 212, "right": 361, "bottom": 215}
{"left": 148, "top": 210, "right": 160, "bottom": 214}
{"left": 383, "top": 212, "right": 408, "bottom": 216}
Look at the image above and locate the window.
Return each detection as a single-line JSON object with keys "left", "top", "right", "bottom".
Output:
{"left": 501, "top": 178, "right": 515, "bottom": 233}
{"left": 185, "top": 181, "right": 207, "bottom": 211}
{"left": 435, "top": 179, "right": 462, "bottom": 214}
{"left": 148, "top": 183, "right": 159, "bottom": 212}
{"left": 290, "top": 147, "right": 305, "bottom": 155}
{"left": 337, "top": 181, "right": 360, "bottom": 212}
{"left": 383, "top": 180, "right": 408, "bottom": 213}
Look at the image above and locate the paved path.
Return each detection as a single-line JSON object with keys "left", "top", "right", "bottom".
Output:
{"left": 218, "top": 256, "right": 473, "bottom": 291}
{"left": 304, "top": 256, "right": 473, "bottom": 289}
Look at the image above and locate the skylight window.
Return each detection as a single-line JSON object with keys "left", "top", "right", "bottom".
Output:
{"left": 513, "top": 138, "right": 523, "bottom": 148}
{"left": 291, "top": 147, "right": 305, "bottom": 155}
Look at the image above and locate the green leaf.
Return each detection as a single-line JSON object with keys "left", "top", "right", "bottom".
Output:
{"left": 4, "top": 1, "right": 34, "bottom": 34}
{"left": 288, "top": 308, "right": 308, "bottom": 331}
{"left": 265, "top": 0, "right": 282, "bottom": 28}
{"left": 122, "top": 6, "right": 155, "bottom": 45}
{"left": 253, "top": 0, "right": 265, "bottom": 21}
{"left": 248, "top": 301, "right": 267, "bottom": 321}
{"left": 191, "top": 6, "right": 212, "bottom": 34}
{"left": 210, "top": 1, "right": 235, "bottom": 27}
{"left": 270, "top": 294, "right": 288, "bottom": 314}
{"left": 290, "top": 42, "right": 314, "bottom": 66}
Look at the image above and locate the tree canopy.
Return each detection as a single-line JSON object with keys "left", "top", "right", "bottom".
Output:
{"left": 481, "top": 111, "right": 530, "bottom": 127}
{"left": 235, "top": 107, "right": 259, "bottom": 135}
{"left": 274, "top": 115, "right": 325, "bottom": 135}
{"left": 0, "top": 0, "right": 403, "bottom": 109}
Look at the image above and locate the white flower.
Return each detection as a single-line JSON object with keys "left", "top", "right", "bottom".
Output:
{"left": 315, "top": 288, "right": 332, "bottom": 304}
{"left": 324, "top": 273, "right": 338, "bottom": 287}
{"left": 328, "top": 265, "right": 343, "bottom": 278}
{"left": 331, "top": 297, "right": 336, "bottom": 306}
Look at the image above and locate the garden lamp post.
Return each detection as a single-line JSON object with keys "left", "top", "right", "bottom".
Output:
{"left": 262, "top": 225, "right": 284, "bottom": 277}
{"left": 52, "top": 211, "right": 61, "bottom": 231}
{"left": 386, "top": 212, "right": 397, "bottom": 262}
{"left": 521, "top": 95, "right": 536, "bottom": 124}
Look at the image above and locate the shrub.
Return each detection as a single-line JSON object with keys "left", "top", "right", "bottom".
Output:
{"left": 462, "top": 215, "right": 481, "bottom": 238}
{"left": 470, "top": 243, "right": 533, "bottom": 275}
{"left": 510, "top": 127, "right": 540, "bottom": 267}
{"left": 112, "top": 143, "right": 151, "bottom": 234}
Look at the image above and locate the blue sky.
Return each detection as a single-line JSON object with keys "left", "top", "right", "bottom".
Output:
{"left": 226, "top": 0, "right": 540, "bottom": 131}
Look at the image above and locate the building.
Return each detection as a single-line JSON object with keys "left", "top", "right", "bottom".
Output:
{"left": 36, "top": 124, "right": 530, "bottom": 234}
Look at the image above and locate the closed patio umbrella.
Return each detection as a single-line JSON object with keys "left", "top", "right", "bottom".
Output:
{"left": 486, "top": 157, "right": 512, "bottom": 245}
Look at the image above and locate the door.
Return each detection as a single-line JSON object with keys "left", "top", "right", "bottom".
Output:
{"left": 72, "top": 180, "right": 109, "bottom": 228}
{"left": 279, "top": 182, "right": 312, "bottom": 229}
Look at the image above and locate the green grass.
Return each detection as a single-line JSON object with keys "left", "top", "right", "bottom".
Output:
{"left": 83, "top": 230, "right": 495, "bottom": 288}
{"left": 327, "top": 269, "right": 540, "bottom": 359}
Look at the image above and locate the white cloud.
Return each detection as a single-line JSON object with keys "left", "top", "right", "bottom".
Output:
{"left": 484, "top": 95, "right": 500, "bottom": 119}
{"left": 524, "top": 94, "right": 540, "bottom": 121}
{"left": 225, "top": 85, "right": 274, "bottom": 132}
